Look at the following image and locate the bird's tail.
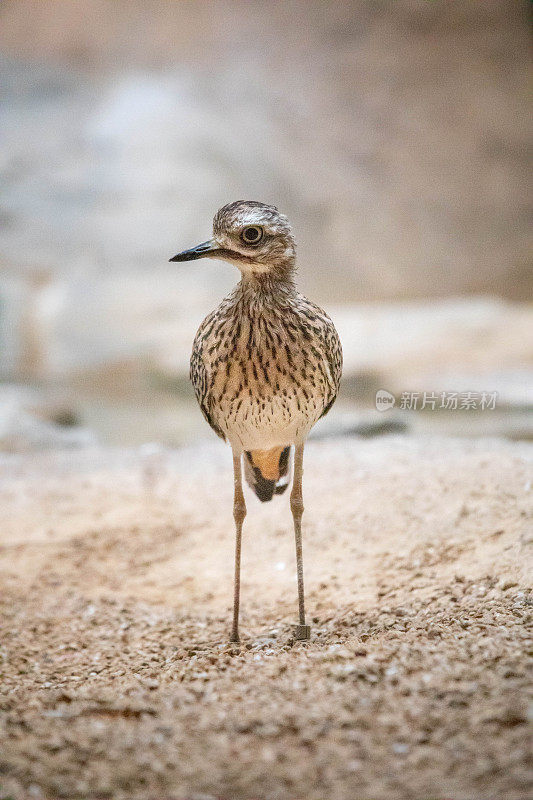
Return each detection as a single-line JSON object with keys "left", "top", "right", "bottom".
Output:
{"left": 244, "top": 445, "right": 292, "bottom": 502}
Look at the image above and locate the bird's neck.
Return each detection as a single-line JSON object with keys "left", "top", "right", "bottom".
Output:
{"left": 238, "top": 269, "right": 296, "bottom": 302}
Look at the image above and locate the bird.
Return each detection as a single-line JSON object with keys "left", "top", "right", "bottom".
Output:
{"left": 170, "top": 201, "right": 342, "bottom": 643}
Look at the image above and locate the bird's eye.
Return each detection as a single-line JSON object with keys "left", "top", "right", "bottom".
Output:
{"left": 241, "top": 226, "right": 263, "bottom": 245}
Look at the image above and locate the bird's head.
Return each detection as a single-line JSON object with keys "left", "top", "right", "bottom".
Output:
{"left": 170, "top": 201, "right": 296, "bottom": 279}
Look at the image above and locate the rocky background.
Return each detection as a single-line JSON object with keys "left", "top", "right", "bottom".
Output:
{"left": 0, "top": 0, "right": 531, "bottom": 448}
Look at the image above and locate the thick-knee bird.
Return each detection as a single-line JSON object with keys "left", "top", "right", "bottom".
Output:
{"left": 170, "top": 201, "right": 342, "bottom": 642}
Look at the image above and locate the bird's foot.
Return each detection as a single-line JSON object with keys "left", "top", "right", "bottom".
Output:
{"left": 294, "top": 624, "right": 311, "bottom": 641}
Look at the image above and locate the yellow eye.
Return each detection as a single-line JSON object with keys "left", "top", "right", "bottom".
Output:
{"left": 241, "top": 226, "right": 263, "bottom": 245}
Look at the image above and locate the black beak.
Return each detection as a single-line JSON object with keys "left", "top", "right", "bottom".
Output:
{"left": 169, "top": 238, "right": 220, "bottom": 262}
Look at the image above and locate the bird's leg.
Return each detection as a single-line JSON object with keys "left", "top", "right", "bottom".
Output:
{"left": 230, "top": 450, "right": 246, "bottom": 643}
{"left": 291, "top": 443, "right": 310, "bottom": 640}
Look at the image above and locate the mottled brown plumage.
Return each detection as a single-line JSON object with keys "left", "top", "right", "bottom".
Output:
{"left": 170, "top": 201, "right": 342, "bottom": 641}
{"left": 189, "top": 276, "right": 342, "bottom": 452}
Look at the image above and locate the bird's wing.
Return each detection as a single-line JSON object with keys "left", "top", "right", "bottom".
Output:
{"left": 319, "top": 320, "right": 343, "bottom": 419}
{"left": 189, "top": 347, "right": 226, "bottom": 441}
{"left": 299, "top": 299, "right": 342, "bottom": 420}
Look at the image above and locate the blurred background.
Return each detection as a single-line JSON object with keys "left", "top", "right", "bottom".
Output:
{"left": 0, "top": 0, "right": 531, "bottom": 450}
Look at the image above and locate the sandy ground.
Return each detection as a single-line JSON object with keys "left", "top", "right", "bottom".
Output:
{"left": 0, "top": 435, "right": 532, "bottom": 800}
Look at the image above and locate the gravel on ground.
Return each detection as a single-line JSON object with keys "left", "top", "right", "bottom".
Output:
{"left": 0, "top": 436, "right": 531, "bottom": 800}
